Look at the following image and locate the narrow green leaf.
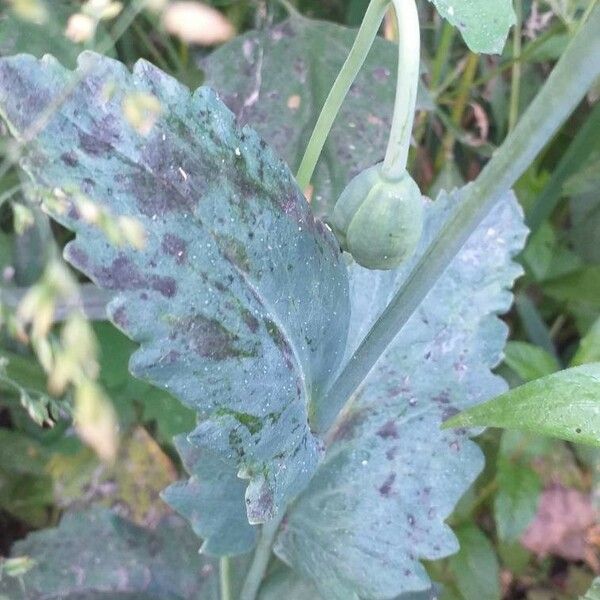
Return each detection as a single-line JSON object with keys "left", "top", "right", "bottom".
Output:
{"left": 449, "top": 524, "right": 500, "bottom": 600}
{"left": 527, "top": 100, "right": 600, "bottom": 233}
{"left": 427, "top": 0, "right": 516, "bottom": 54}
{"left": 503, "top": 341, "right": 560, "bottom": 382}
{"left": 514, "top": 293, "right": 557, "bottom": 357}
{"left": 444, "top": 364, "right": 600, "bottom": 446}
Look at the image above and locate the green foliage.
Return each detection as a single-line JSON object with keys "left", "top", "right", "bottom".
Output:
{"left": 274, "top": 191, "right": 525, "bottom": 599}
{"left": 503, "top": 341, "right": 560, "bottom": 382}
{"left": 445, "top": 364, "right": 600, "bottom": 446}
{"left": 448, "top": 524, "right": 501, "bottom": 600}
{"left": 0, "top": 46, "right": 528, "bottom": 595}
{"left": 331, "top": 165, "right": 424, "bottom": 270}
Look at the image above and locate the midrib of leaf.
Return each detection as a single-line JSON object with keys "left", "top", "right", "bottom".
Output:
{"left": 218, "top": 249, "right": 312, "bottom": 405}
{"left": 313, "top": 3, "right": 600, "bottom": 434}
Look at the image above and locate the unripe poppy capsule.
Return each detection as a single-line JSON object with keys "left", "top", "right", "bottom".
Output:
{"left": 331, "top": 164, "right": 423, "bottom": 270}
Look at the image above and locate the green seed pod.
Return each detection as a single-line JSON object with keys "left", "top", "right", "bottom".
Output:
{"left": 331, "top": 164, "right": 424, "bottom": 270}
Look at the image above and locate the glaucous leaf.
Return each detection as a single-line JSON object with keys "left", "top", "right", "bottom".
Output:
{"left": 427, "top": 0, "right": 516, "bottom": 54}
{"left": 0, "top": 509, "right": 221, "bottom": 599}
{"left": 161, "top": 434, "right": 257, "bottom": 555}
{"left": 0, "top": 52, "right": 350, "bottom": 533}
{"left": 201, "top": 14, "right": 433, "bottom": 217}
{"left": 258, "top": 563, "right": 441, "bottom": 600}
{"left": 274, "top": 191, "right": 527, "bottom": 598}
{"left": 445, "top": 363, "right": 600, "bottom": 446}
{"left": 572, "top": 317, "right": 600, "bottom": 367}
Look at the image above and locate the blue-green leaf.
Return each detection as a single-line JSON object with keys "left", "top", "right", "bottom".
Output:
{"left": 161, "top": 435, "right": 257, "bottom": 555}
{"left": 0, "top": 52, "right": 350, "bottom": 535}
{"left": 427, "top": 0, "right": 516, "bottom": 54}
{"left": 274, "top": 191, "right": 527, "bottom": 598}
{"left": 445, "top": 363, "right": 600, "bottom": 446}
{"left": 258, "top": 563, "right": 441, "bottom": 600}
{"left": 0, "top": 509, "right": 222, "bottom": 599}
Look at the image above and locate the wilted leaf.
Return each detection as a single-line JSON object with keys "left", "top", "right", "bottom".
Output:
{"left": 0, "top": 52, "right": 350, "bottom": 535}
{"left": 99, "top": 426, "right": 178, "bottom": 527}
{"left": 444, "top": 363, "right": 600, "bottom": 446}
{"left": 522, "top": 485, "right": 597, "bottom": 561}
{"left": 0, "top": 509, "right": 223, "bottom": 599}
{"left": 202, "top": 15, "right": 433, "bottom": 217}
{"left": 274, "top": 192, "right": 526, "bottom": 598}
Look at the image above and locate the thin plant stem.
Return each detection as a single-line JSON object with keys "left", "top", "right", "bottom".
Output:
{"left": 295, "top": 0, "right": 388, "bottom": 190}
{"left": 435, "top": 51, "right": 479, "bottom": 169}
{"left": 315, "top": 3, "right": 600, "bottom": 434}
{"left": 296, "top": 0, "right": 421, "bottom": 188}
{"left": 132, "top": 21, "right": 172, "bottom": 72}
{"left": 219, "top": 557, "right": 232, "bottom": 600}
{"left": 381, "top": 0, "right": 420, "bottom": 179}
{"left": 508, "top": 0, "right": 523, "bottom": 132}
{"left": 239, "top": 514, "right": 284, "bottom": 600}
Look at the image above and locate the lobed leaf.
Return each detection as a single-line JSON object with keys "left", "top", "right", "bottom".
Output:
{"left": 0, "top": 52, "right": 350, "bottom": 533}
{"left": 274, "top": 191, "right": 527, "bottom": 598}
{"left": 445, "top": 363, "right": 600, "bottom": 446}
{"left": 0, "top": 509, "right": 222, "bottom": 599}
{"left": 161, "top": 435, "right": 257, "bottom": 555}
{"left": 201, "top": 14, "right": 433, "bottom": 217}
